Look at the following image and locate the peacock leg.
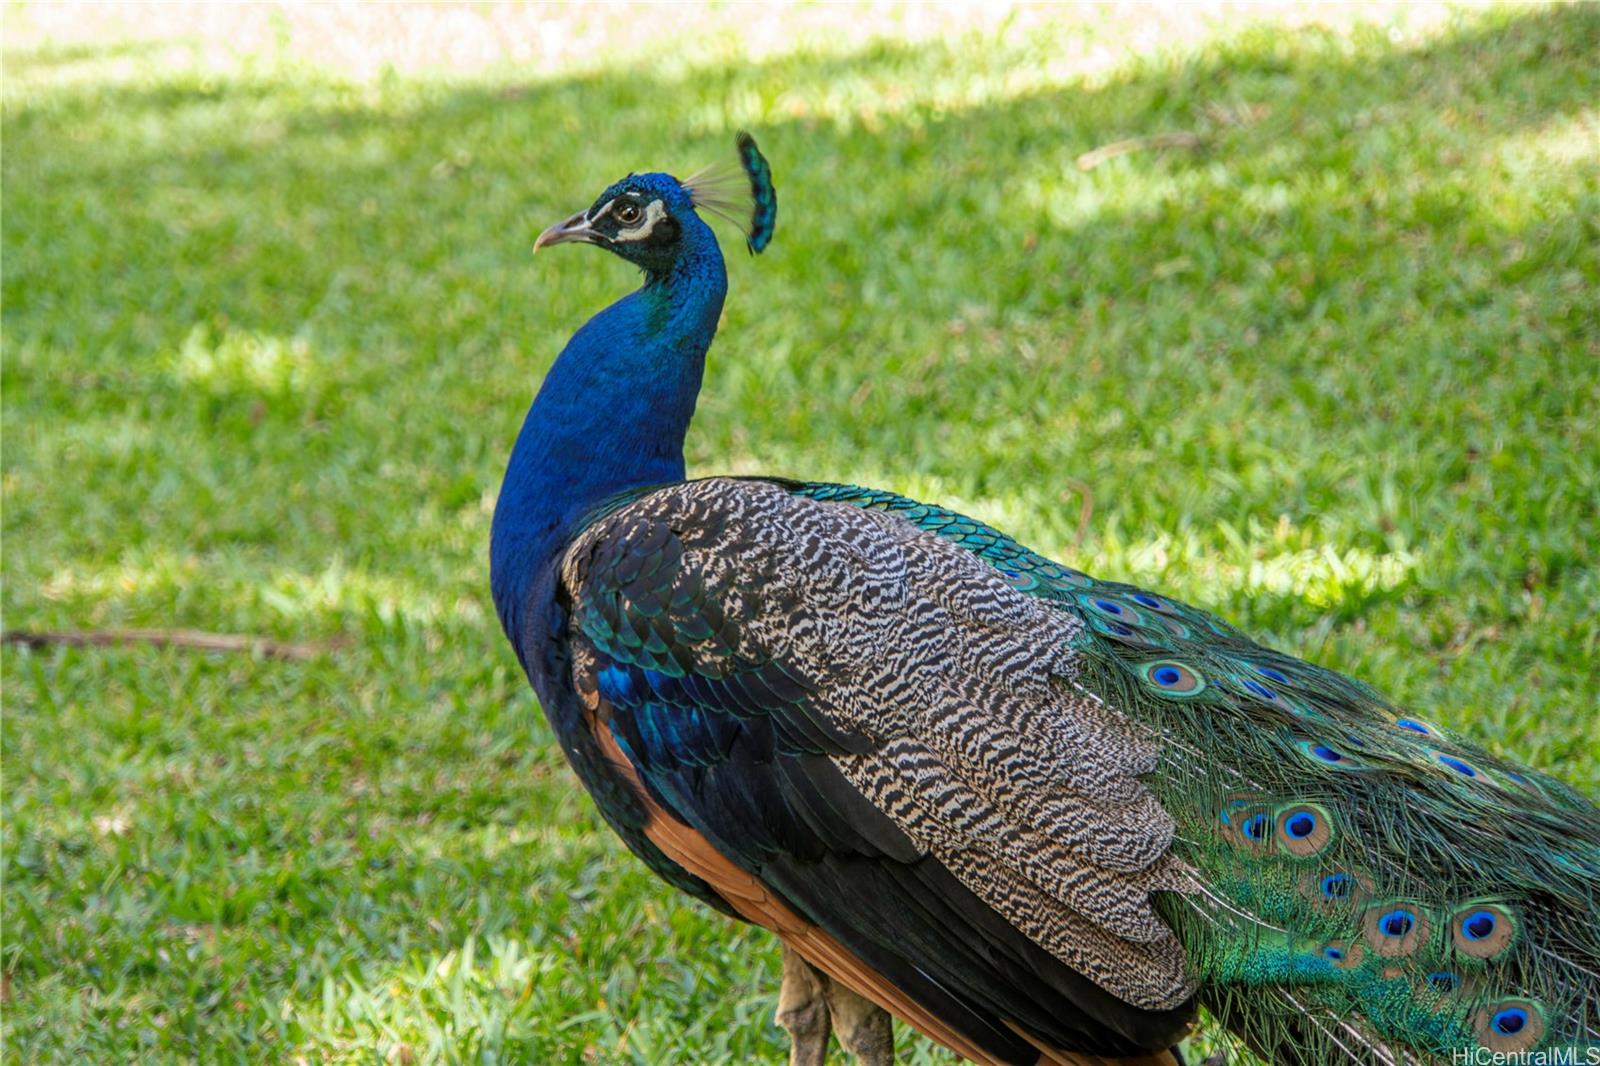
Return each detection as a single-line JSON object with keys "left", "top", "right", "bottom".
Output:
{"left": 822, "top": 978, "right": 894, "bottom": 1065}
{"left": 776, "top": 944, "right": 831, "bottom": 1066}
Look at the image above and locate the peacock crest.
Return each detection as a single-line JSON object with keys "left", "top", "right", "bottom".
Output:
{"left": 680, "top": 131, "right": 777, "bottom": 255}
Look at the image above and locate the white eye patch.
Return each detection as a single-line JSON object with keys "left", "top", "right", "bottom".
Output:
{"left": 614, "top": 199, "right": 667, "bottom": 242}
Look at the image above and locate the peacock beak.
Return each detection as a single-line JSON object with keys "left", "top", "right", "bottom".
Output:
{"left": 534, "top": 211, "right": 598, "bottom": 252}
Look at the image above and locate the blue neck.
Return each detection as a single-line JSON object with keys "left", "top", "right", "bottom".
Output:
{"left": 490, "top": 225, "right": 728, "bottom": 641}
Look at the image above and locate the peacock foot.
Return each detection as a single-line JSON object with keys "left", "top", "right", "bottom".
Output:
{"left": 777, "top": 944, "right": 830, "bottom": 1066}
{"left": 776, "top": 944, "right": 895, "bottom": 1065}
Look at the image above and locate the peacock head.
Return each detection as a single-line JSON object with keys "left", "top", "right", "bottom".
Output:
{"left": 534, "top": 132, "right": 776, "bottom": 276}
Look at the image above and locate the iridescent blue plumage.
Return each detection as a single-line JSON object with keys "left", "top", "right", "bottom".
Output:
{"left": 491, "top": 172, "right": 725, "bottom": 638}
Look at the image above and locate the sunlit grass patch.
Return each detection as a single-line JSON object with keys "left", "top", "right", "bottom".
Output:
{"left": 169, "top": 325, "right": 319, "bottom": 396}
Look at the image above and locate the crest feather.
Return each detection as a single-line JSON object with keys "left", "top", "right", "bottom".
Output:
{"left": 682, "top": 132, "right": 777, "bottom": 254}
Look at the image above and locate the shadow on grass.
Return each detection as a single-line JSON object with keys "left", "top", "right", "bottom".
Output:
{"left": 5, "top": 5, "right": 1594, "bottom": 355}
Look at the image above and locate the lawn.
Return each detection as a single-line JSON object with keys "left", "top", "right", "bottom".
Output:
{"left": 3, "top": 2, "right": 1597, "bottom": 1063}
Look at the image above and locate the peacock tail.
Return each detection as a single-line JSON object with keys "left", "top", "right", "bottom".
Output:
{"left": 796, "top": 481, "right": 1600, "bottom": 1064}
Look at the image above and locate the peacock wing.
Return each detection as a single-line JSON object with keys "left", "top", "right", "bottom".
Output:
{"left": 559, "top": 477, "right": 1197, "bottom": 1063}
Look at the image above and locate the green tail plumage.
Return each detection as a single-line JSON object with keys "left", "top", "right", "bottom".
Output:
{"left": 797, "top": 481, "right": 1600, "bottom": 1064}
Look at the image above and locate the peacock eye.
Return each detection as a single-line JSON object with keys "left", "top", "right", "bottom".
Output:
{"left": 614, "top": 202, "right": 643, "bottom": 225}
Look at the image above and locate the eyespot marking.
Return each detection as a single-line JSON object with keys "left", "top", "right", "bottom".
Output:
{"left": 1275, "top": 803, "right": 1334, "bottom": 858}
{"left": 1362, "top": 901, "right": 1431, "bottom": 956}
{"left": 1449, "top": 901, "right": 1517, "bottom": 959}
{"left": 1473, "top": 999, "right": 1544, "bottom": 1054}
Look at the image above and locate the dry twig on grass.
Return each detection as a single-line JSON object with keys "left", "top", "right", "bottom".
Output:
{"left": 1076, "top": 131, "right": 1202, "bottom": 171}
{"left": 2, "top": 628, "right": 344, "bottom": 661}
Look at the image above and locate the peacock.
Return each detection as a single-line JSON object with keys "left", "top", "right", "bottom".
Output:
{"left": 489, "top": 134, "right": 1600, "bottom": 1066}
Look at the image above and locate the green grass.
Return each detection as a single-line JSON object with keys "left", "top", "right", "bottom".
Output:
{"left": 4, "top": 3, "right": 1598, "bottom": 1063}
